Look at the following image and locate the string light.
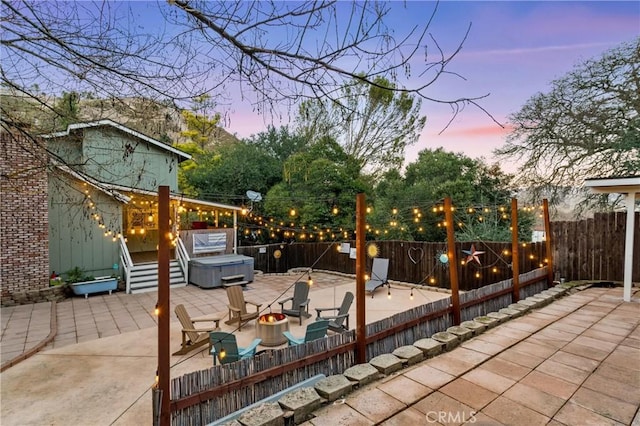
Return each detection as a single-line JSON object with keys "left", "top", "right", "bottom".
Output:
{"left": 410, "top": 288, "right": 414, "bottom": 300}
{"left": 236, "top": 199, "right": 543, "bottom": 245}
{"left": 387, "top": 287, "right": 391, "bottom": 300}
{"left": 154, "top": 304, "right": 160, "bottom": 316}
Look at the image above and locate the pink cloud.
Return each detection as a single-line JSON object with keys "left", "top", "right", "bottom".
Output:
{"left": 442, "top": 124, "right": 515, "bottom": 137}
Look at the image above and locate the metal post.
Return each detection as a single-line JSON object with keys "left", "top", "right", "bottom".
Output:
{"left": 233, "top": 210, "right": 238, "bottom": 254}
{"left": 355, "top": 193, "right": 366, "bottom": 363}
{"left": 157, "top": 186, "right": 171, "bottom": 425}
{"left": 511, "top": 198, "right": 520, "bottom": 302}
{"left": 444, "top": 197, "right": 461, "bottom": 325}
{"left": 622, "top": 192, "right": 636, "bottom": 302}
{"left": 543, "top": 199, "right": 554, "bottom": 288}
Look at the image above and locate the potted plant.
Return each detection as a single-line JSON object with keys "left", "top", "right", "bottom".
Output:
{"left": 63, "top": 266, "right": 118, "bottom": 299}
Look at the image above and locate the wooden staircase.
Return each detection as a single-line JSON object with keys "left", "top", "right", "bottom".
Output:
{"left": 128, "top": 260, "right": 187, "bottom": 294}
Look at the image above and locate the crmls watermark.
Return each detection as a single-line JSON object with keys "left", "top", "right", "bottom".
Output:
{"left": 425, "top": 411, "right": 478, "bottom": 424}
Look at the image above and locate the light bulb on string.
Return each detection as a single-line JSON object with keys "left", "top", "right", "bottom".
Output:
{"left": 410, "top": 289, "right": 414, "bottom": 300}
{"left": 387, "top": 286, "right": 391, "bottom": 300}
{"left": 307, "top": 274, "right": 313, "bottom": 286}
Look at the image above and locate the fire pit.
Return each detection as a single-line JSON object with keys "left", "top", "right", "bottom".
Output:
{"left": 256, "top": 313, "right": 290, "bottom": 346}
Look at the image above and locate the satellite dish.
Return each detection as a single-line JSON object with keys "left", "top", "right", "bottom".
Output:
{"left": 246, "top": 190, "right": 262, "bottom": 202}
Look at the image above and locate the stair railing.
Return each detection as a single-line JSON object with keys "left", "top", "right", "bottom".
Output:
{"left": 176, "top": 237, "right": 190, "bottom": 285}
{"left": 119, "top": 235, "right": 134, "bottom": 294}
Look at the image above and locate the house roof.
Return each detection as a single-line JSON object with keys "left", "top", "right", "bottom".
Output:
{"left": 41, "top": 119, "right": 191, "bottom": 161}
{"left": 101, "top": 182, "right": 242, "bottom": 211}
{"left": 584, "top": 175, "right": 640, "bottom": 200}
{"left": 55, "top": 163, "right": 241, "bottom": 211}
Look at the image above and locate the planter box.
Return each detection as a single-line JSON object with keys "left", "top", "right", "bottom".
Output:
{"left": 70, "top": 277, "right": 118, "bottom": 299}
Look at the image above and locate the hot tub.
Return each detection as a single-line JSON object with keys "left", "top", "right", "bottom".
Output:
{"left": 255, "top": 313, "right": 290, "bottom": 346}
{"left": 189, "top": 254, "right": 254, "bottom": 288}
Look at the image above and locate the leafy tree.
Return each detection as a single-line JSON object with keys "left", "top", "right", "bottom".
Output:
{"left": 370, "top": 148, "right": 521, "bottom": 242}
{"left": 496, "top": 39, "right": 640, "bottom": 205}
{"left": 183, "top": 141, "right": 281, "bottom": 205}
{"left": 179, "top": 95, "right": 221, "bottom": 150}
{"left": 172, "top": 142, "right": 205, "bottom": 197}
{"left": 246, "top": 125, "right": 308, "bottom": 162}
{"left": 264, "top": 137, "right": 370, "bottom": 240}
{"left": 367, "top": 169, "right": 415, "bottom": 241}
{"left": 54, "top": 91, "right": 80, "bottom": 130}
{"left": 296, "top": 76, "right": 426, "bottom": 175}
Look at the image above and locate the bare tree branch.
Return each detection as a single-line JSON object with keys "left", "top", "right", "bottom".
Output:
{"left": 2, "top": 0, "right": 499, "bottom": 179}
{"left": 496, "top": 39, "right": 640, "bottom": 206}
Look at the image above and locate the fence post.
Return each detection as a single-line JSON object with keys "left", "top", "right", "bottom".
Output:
{"left": 355, "top": 193, "right": 366, "bottom": 363}
{"left": 543, "top": 199, "right": 554, "bottom": 288}
{"left": 444, "top": 197, "right": 461, "bottom": 325}
{"left": 511, "top": 198, "right": 520, "bottom": 302}
{"left": 157, "top": 186, "right": 171, "bottom": 425}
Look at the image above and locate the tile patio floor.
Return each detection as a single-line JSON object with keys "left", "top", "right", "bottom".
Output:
{"left": 1, "top": 274, "right": 639, "bottom": 425}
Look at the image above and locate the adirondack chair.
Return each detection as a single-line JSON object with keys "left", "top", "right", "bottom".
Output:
{"left": 225, "top": 286, "right": 262, "bottom": 331}
{"left": 282, "top": 319, "right": 329, "bottom": 346}
{"left": 173, "top": 304, "right": 221, "bottom": 355}
{"left": 315, "top": 291, "right": 354, "bottom": 332}
{"left": 365, "top": 258, "right": 390, "bottom": 298}
{"left": 278, "top": 281, "right": 311, "bottom": 325}
{"left": 209, "top": 331, "right": 262, "bottom": 365}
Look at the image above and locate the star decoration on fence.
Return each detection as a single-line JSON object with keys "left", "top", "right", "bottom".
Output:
{"left": 462, "top": 244, "right": 485, "bottom": 265}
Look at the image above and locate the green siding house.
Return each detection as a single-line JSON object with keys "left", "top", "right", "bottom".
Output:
{"left": 44, "top": 120, "right": 242, "bottom": 292}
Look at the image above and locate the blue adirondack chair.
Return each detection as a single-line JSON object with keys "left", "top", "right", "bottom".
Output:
{"left": 282, "top": 319, "right": 329, "bottom": 346}
{"left": 209, "top": 331, "right": 261, "bottom": 365}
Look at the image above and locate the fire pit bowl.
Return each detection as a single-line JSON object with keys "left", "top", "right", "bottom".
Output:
{"left": 256, "top": 313, "right": 290, "bottom": 346}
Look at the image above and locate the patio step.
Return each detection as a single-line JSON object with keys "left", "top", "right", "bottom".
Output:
{"left": 221, "top": 274, "right": 248, "bottom": 288}
{"left": 127, "top": 260, "right": 187, "bottom": 294}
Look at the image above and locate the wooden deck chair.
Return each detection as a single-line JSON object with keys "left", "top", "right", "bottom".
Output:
{"left": 278, "top": 281, "right": 311, "bottom": 325}
{"left": 365, "top": 258, "right": 390, "bottom": 298}
{"left": 315, "top": 291, "right": 354, "bottom": 332}
{"left": 282, "top": 319, "right": 329, "bottom": 346}
{"left": 209, "top": 331, "right": 261, "bottom": 365}
{"left": 225, "top": 286, "right": 262, "bottom": 331}
{"left": 173, "top": 304, "right": 221, "bottom": 355}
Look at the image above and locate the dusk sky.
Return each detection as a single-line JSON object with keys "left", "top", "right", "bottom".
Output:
{"left": 214, "top": 1, "right": 639, "bottom": 171}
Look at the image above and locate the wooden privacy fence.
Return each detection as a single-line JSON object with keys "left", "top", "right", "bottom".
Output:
{"left": 239, "top": 241, "right": 546, "bottom": 291}
{"left": 170, "top": 267, "right": 549, "bottom": 424}
{"left": 550, "top": 212, "right": 640, "bottom": 282}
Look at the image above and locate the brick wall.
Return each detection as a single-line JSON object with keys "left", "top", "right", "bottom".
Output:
{"left": 0, "top": 131, "right": 50, "bottom": 306}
